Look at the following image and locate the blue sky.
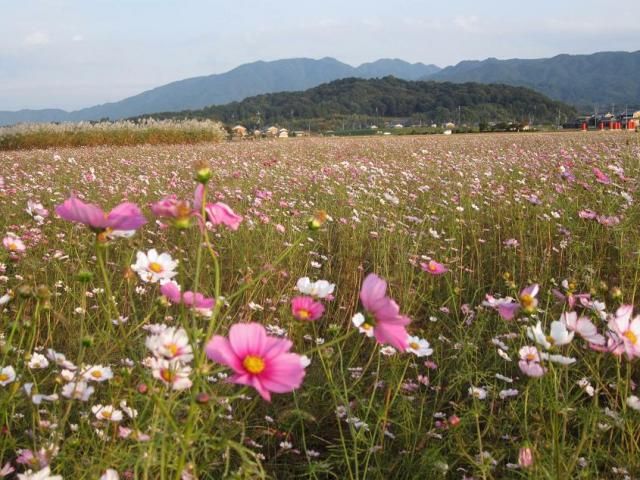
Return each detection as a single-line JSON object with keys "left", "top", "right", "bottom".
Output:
{"left": 1, "top": 0, "right": 639, "bottom": 110}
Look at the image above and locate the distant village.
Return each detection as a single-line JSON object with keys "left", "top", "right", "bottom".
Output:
{"left": 563, "top": 110, "right": 640, "bottom": 130}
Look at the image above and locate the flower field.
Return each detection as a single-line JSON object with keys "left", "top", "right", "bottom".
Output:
{"left": 1, "top": 132, "right": 640, "bottom": 479}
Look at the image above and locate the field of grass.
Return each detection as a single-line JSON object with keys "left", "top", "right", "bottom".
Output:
{"left": 1, "top": 132, "right": 640, "bottom": 479}
{"left": 0, "top": 119, "right": 226, "bottom": 151}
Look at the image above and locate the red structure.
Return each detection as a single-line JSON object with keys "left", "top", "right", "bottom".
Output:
{"left": 581, "top": 122, "right": 588, "bottom": 131}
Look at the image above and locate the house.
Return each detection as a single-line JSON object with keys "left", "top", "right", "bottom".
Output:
{"left": 445, "top": 122, "right": 455, "bottom": 129}
{"left": 278, "top": 128, "right": 289, "bottom": 138}
{"left": 231, "top": 125, "right": 247, "bottom": 137}
{"left": 265, "top": 126, "right": 279, "bottom": 137}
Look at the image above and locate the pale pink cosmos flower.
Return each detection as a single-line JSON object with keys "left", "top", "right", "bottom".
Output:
{"left": 55, "top": 196, "right": 146, "bottom": 233}
{"left": 291, "top": 296, "right": 325, "bottom": 321}
{"left": 562, "top": 312, "right": 605, "bottom": 346}
{"left": 420, "top": 260, "right": 448, "bottom": 275}
{"left": 495, "top": 284, "right": 540, "bottom": 321}
{"left": 206, "top": 322, "right": 306, "bottom": 401}
{"left": 608, "top": 305, "right": 640, "bottom": 359}
{"left": 204, "top": 202, "right": 243, "bottom": 230}
{"left": 2, "top": 234, "right": 25, "bottom": 254}
{"left": 358, "top": 273, "right": 411, "bottom": 351}
{"left": 518, "top": 346, "right": 546, "bottom": 377}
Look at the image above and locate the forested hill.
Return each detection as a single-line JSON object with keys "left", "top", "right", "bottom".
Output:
{"left": 140, "top": 77, "right": 576, "bottom": 128}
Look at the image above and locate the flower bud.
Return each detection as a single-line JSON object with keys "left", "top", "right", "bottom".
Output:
{"left": 76, "top": 270, "right": 94, "bottom": 283}
{"left": 611, "top": 287, "right": 623, "bottom": 300}
{"left": 194, "top": 162, "right": 213, "bottom": 184}
{"left": 518, "top": 446, "right": 534, "bottom": 468}
{"left": 308, "top": 210, "right": 328, "bottom": 230}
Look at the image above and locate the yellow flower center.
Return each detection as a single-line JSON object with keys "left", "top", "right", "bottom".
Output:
{"left": 520, "top": 294, "right": 535, "bottom": 309}
{"left": 624, "top": 330, "right": 638, "bottom": 345}
{"left": 149, "top": 262, "right": 164, "bottom": 273}
{"left": 101, "top": 411, "right": 112, "bottom": 419}
{"left": 410, "top": 342, "right": 420, "bottom": 350}
{"left": 161, "top": 369, "right": 175, "bottom": 382}
{"left": 362, "top": 323, "right": 373, "bottom": 330}
{"left": 546, "top": 336, "right": 555, "bottom": 346}
{"left": 428, "top": 262, "right": 437, "bottom": 271}
{"left": 0, "top": 373, "right": 8, "bottom": 382}
{"left": 243, "top": 355, "right": 265, "bottom": 374}
{"left": 525, "top": 353, "right": 536, "bottom": 361}
{"left": 8, "top": 243, "right": 17, "bottom": 251}
{"left": 297, "top": 309, "right": 310, "bottom": 320}
{"left": 166, "top": 343, "right": 179, "bottom": 357}
{"left": 91, "top": 370, "right": 103, "bottom": 379}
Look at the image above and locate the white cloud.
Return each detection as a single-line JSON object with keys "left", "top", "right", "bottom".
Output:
{"left": 25, "top": 31, "right": 50, "bottom": 46}
{"left": 453, "top": 15, "right": 481, "bottom": 33}
{"left": 72, "top": 34, "right": 84, "bottom": 42}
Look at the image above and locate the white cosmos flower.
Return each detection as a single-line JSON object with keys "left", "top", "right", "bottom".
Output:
{"left": 296, "top": 277, "right": 335, "bottom": 298}
{"left": 0, "top": 366, "right": 16, "bottom": 386}
{"left": 626, "top": 395, "right": 640, "bottom": 411}
{"left": 145, "top": 327, "right": 193, "bottom": 363}
{"left": 100, "top": 469, "right": 120, "bottom": 480}
{"left": 131, "top": 249, "right": 178, "bottom": 283}
{"left": 540, "top": 352, "right": 577, "bottom": 365}
{"left": 527, "top": 320, "right": 574, "bottom": 350}
{"left": 61, "top": 381, "right": 95, "bottom": 401}
{"left": 406, "top": 335, "right": 433, "bottom": 357}
{"left": 150, "top": 358, "right": 192, "bottom": 391}
{"left": 17, "top": 466, "right": 63, "bottom": 480}
{"left": 468, "top": 386, "right": 487, "bottom": 400}
{"left": 28, "top": 353, "right": 49, "bottom": 369}
{"left": 82, "top": 364, "right": 114, "bottom": 382}
{"left": 92, "top": 404, "right": 123, "bottom": 422}
{"left": 352, "top": 313, "right": 374, "bottom": 337}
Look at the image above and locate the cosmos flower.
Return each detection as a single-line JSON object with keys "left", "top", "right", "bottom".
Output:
{"left": 82, "top": 365, "right": 114, "bottom": 382}
{"left": 356, "top": 273, "right": 411, "bottom": 351}
{"left": 61, "top": 381, "right": 95, "bottom": 401}
{"left": 206, "top": 322, "right": 306, "bottom": 401}
{"left": 150, "top": 358, "right": 193, "bottom": 390}
{"left": 3, "top": 234, "right": 26, "bottom": 253}
{"left": 607, "top": 305, "right": 640, "bottom": 359}
{"left": 204, "top": 202, "right": 243, "bottom": 230}
{"left": 296, "top": 277, "right": 335, "bottom": 299}
{"left": 92, "top": 404, "right": 123, "bottom": 422}
{"left": 562, "top": 312, "right": 605, "bottom": 346}
{"left": 55, "top": 196, "right": 146, "bottom": 233}
{"left": 495, "top": 284, "right": 540, "bottom": 321}
{"left": 420, "top": 260, "right": 448, "bottom": 275}
{"left": 518, "top": 346, "right": 546, "bottom": 377}
{"left": 131, "top": 249, "right": 178, "bottom": 283}
{"left": 406, "top": 335, "right": 433, "bottom": 357}
{"left": 291, "top": 296, "right": 325, "bottom": 321}
{"left": 0, "top": 366, "right": 16, "bottom": 386}
{"left": 145, "top": 327, "right": 193, "bottom": 363}
{"left": 16, "top": 466, "right": 62, "bottom": 480}
{"left": 160, "top": 281, "right": 215, "bottom": 317}
{"left": 527, "top": 320, "right": 574, "bottom": 350}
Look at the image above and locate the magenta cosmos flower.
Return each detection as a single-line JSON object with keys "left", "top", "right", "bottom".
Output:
{"left": 496, "top": 284, "right": 539, "bottom": 321}
{"left": 206, "top": 322, "right": 306, "bottom": 401}
{"left": 420, "top": 260, "right": 448, "bottom": 275}
{"left": 204, "top": 202, "right": 243, "bottom": 230}
{"left": 355, "top": 273, "right": 411, "bottom": 351}
{"left": 160, "top": 281, "right": 215, "bottom": 316}
{"left": 56, "top": 197, "right": 146, "bottom": 233}
{"left": 291, "top": 296, "right": 325, "bottom": 321}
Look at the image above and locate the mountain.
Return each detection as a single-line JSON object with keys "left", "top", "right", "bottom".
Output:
{"left": 424, "top": 51, "right": 640, "bottom": 109}
{"left": 0, "top": 58, "right": 440, "bottom": 126}
{"left": 141, "top": 76, "right": 575, "bottom": 128}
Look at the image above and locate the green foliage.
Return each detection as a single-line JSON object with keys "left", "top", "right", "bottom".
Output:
{"left": 141, "top": 77, "right": 576, "bottom": 130}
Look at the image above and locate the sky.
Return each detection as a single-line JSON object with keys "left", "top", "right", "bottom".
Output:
{"left": 1, "top": 0, "right": 639, "bottom": 111}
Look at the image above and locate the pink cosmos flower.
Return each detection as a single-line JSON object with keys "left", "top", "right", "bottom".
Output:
{"left": 204, "top": 202, "right": 243, "bottom": 230}
{"left": 562, "top": 312, "right": 605, "bottom": 346}
{"left": 518, "top": 346, "right": 546, "bottom": 377}
{"left": 358, "top": 273, "right": 411, "bottom": 351}
{"left": 291, "top": 296, "right": 325, "bottom": 321}
{"left": 2, "top": 234, "right": 26, "bottom": 253}
{"left": 206, "top": 322, "right": 306, "bottom": 401}
{"left": 420, "top": 260, "right": 448, "bottom": 275}
{"left": 593, "top": 167, "right": 611, "bottom": 185}
{"left": 608, "top": 305, "right": 640, "bottom": 359}
{"left": 56, "top": 197, "right": 146, "bottom": 232}
{"left": 160, "top": 281, "right": 215, "bottom": 315}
